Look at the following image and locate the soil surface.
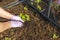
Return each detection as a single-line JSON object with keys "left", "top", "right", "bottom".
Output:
{"left": 0, "top": 0, "right": 60, "bottom": 40}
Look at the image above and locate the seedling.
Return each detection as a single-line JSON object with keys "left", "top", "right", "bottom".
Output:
{"left": 25, "top": 14, "right": 30, "bottom": 21}
{"left": 36, "top": 0, "right": 41, "bottom": 4}
{"left": 24, "top": 6, "right": 28, "bottom": 11}
{"left": 53, "top": 33, "right": 59, "bottom": 39}
{"left": 19, "top": 13, "right": 23, "bottom": 17}
{"left": 19, "top": 13, "right": 26, "bottom": 21}
{"left": 37, "top": 5, "right": 42, "bottom": 10}
{"left": 4, "top": 37, "right": 11, "bottom": 40}
{"left": 19, "top": 13, "right": 30, "bottom": 21}
{"left": 22, "top": 15, "right": 26, "bottom": 21}
{"left": 31, "top": 2, "right": 34, "bottom": 5}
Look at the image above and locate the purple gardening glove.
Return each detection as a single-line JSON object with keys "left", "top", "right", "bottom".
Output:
{"left": 10, "top": 21, "right": 23, "bottom": 28}
{"left": 11, "top": 16, "right": 24, "bottom": 22}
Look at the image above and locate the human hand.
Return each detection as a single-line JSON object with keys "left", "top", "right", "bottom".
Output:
{"left": 10, "top": 21, "right": 23, "bottom": 28}
{"left": 11, "top": 16, "right": 24, "bottom": 22}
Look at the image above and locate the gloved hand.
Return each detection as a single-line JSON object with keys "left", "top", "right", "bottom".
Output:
{"left": 11, "top": 16, "right": 24, "bottom": 22}
{"left": 10, "top": 21, "right": 23, "bottom": 28}
{"left": 10, "top": 15, "right": 25, "bottom": 28}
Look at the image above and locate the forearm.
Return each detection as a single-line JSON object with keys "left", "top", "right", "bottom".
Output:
{"left": 0, "top": 7, "right": 24, "bottom": 22}
{"left": 0, "top": 7, "right": 13, "bottom": 19}
{"left": 0, "top": 21, "right": 23, "bottom": 33}
{"left": 0, "top": 22, "right": 11, "bottom": 33}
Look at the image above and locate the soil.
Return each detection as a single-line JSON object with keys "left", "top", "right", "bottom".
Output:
{"left": 0, "top": 0, "right": 60, "bottom": 40}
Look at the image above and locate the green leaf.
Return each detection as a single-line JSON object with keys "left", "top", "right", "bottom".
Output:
{"left": 37, "top": 5, "right": 42, "bottom": 10}
{"left": 21, "top": 15, "right": 26, "bottom": 21}
{"left": 5, "top": 37, "right": 11, "bottom": 40}
{"left": 25, "top": 14, "right": 30, "bottom": 21}
{"left": 19, "top": 13, "right": 25, "bottom": 21}
{"left": 19, "top": 13, "right": 30, "bottom": 21}
{"left": 53, "top": 34, "right": 59, "bottom": 39}
{"left": 24, "top": 6, "right": 28, "bottom": 11}
{"left": 36, "top": 0, "right": 41, "bottom": 4}
{"left": 19, "top": 13, "right": 23, "bottom": 17}
{"left": 31, "top": 2, "right": 34, "bottom": 5}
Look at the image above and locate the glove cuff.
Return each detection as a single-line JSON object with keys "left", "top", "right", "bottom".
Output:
{"left": 10, "top": 21, "right": 23, "bottom": 28}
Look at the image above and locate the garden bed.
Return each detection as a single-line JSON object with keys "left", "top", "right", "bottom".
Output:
{"left": 0, "top": 0, "right": 60, "bottom": 40}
